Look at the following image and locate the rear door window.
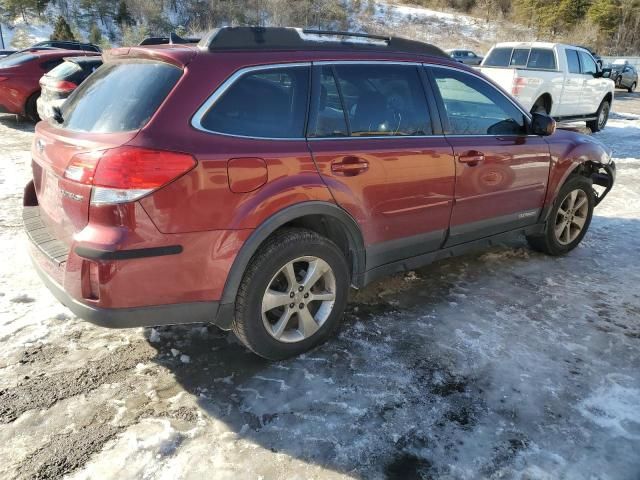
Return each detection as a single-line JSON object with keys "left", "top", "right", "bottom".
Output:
{"left": 308, "top": 66, "right": 349, "bottom": 138}
{"left": 326, "top": 64, "right": 432, "bottom": 137}
{"left": 200, "top": 66, "right": 310, "bottom": 138}
{"left": 566, "top": 49, "right": 581, "bottom": 74}
{"left": 60, "top": 61, "right": 181, "bottom": 133}
{"left": 483, "top": 48, "right": 513, "bottom": 67}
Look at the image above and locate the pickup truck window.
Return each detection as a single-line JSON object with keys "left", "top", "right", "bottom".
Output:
{"left": 510, "top": 49, "right": 530, "bottom": 67}
{"left": 430, "top": 67, "right": 526, "bottom": 136}
{"left": 566, "top": 49, "right": 581, "bottom": 74}
{"left": 528, "top": 49, "right": 556, "bottom": 70}
{"left": 578, "top": 51, "right": 597, "bottom": 75}
{"left": 484, "top": 47, "right": 512, "bottom": 67}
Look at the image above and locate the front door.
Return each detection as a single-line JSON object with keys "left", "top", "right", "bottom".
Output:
{"left": 307, "top": 63, "right": 455, "bottom": 268}
{"left": 427, "top": 65, "right": 552, "bottom": 246}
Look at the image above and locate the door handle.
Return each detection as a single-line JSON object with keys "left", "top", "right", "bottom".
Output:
{"left": 457, "top": 151, "right": 484, "bottom": 166}
{"left": 331, "top": 156, "right": 369, "bottom": 176}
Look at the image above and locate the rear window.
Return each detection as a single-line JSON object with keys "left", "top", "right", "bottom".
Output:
{"left": 483, "top": 48, "right": 513, "bottom": 67}
{"left": 0, "top": 52, "right": 36, "bottom": 67}
{"left": 46, "top": 61, "right": 81, "bottom": 79}
{"left": 510, "top": 49, "right": 530, "bottom": 67}
{"left": 527, "top": 49, "right": 556, "bottom": 70}
{"left": 199, "top": 66, "right": 310, "bottom": 138}
{"left": 60, "top": 61, "right": 181, "bottom": 133}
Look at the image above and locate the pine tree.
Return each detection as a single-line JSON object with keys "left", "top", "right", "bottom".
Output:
{"left": 50, "top": 15, "right": 76, "bottom": 41}
{"left": 588, "top": 0, "right": 621, "bottom": 35}
{"left": 115, "top": 0, "right": 134, "bottom": 27}
{"left": 89, "top": 22, "right": 102, "bottom": 44}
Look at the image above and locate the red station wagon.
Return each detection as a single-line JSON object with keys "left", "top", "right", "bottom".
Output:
{"left": 23, "top": 28, "right": 615, "bottom": 359}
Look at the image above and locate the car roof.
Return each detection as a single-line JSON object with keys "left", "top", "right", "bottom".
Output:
{"left": 30, "top": 49, "right": 100, "bottom": 58}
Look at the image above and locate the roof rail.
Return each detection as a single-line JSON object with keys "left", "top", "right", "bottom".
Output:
{"left": 197, "top": 26, "right": 448, "bottom": 58}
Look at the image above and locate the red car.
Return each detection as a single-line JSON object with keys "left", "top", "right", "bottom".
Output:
{"left": 0, "top": 49, "right": 98, "bottom": 121}
{"left": 23, "top": 28, "right": 615, "bottom": 359}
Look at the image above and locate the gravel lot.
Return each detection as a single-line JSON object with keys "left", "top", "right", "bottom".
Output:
{"left": 1, "top": 96, "right": 639, "bottom": 480}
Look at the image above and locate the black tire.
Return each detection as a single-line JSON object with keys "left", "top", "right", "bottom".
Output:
{"left": 24, "top": 92, "right": 40, "bottom": 123}
{"left": 233, "top": 228, "right": 350, "bottom": 360}
{"left": 629, "top": 82, "right": 637, "bottom": 93}
{"left": 587, "top": 99, "right": 610, "bottom": 132}
{"left": 526, "top": 175, "right": 594, "bottom": 256}
{"left": 531, "top": 98, "right": 550, "bottom": 115}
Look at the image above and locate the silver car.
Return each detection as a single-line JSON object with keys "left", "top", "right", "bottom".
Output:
{"left": 446, "top": 49, "right": 483, "bottom": 66}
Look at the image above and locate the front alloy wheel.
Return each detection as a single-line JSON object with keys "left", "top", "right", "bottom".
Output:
{"left": 554, "top": 189, "right": 589, "bottom": 245}
{"left": 262, "top": 256, "right": 336, "bottom": 343}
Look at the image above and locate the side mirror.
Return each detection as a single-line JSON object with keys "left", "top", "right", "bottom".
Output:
{"left": 531, "top": 112, "right": 556, "bottom": 136}
{"left": 594, "top": 70, "right": 604, "bottom": 78}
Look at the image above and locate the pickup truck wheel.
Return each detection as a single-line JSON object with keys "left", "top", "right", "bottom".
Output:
{"left": 526, "top": 176, "right": 594, "bottom": 256}
{"left": 587, "top": 99, "right": 610, "bottom": 132}
{"left": 233, "top": 228, "right": 349, "bottom": 360}
{"left": 629, "top": 82, "right": 637, "bottom": 93}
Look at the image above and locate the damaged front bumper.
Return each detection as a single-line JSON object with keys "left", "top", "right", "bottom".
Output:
{"left": 591, "top": 160, "right": 616, "bottom": 206}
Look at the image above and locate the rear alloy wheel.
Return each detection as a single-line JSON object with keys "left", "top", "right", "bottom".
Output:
{"left": 587, "top": 99, "right": 609, "bottom": 132}
{"left": 629, "top": 82, "right": 637, "bottom": 93}
{"left": 233, "top": 228, "right": 349, "bottom": 360}
{"left": 526, "top": 175, "right": 594, "bottom": 256}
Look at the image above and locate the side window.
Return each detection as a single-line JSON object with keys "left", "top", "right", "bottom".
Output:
{"left": 578, "top": 51, "right": 597, "bottom": 76}
{"left": 200, "top": 66, "right": 310, "bottom": 138}
{"left": 430, "top": 66, "right": 526, "bottom": 136}
{"left": 510, "top": 49, "right": 530, "bottom": 67}
{"left": 308, "top": 66, "right": 348, "bottom": 138}
{"left": 527, "top": 49, "right": 556, "bottom": 70}
{"left": 566, "top": 49, "right": 581, "bottom": 74}
{"left": 331, "top": 64, "right": 432, "bottom": 137}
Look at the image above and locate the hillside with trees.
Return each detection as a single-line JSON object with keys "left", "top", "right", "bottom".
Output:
{"left": 0, "top": 0, "right": 638, "bottom": 54}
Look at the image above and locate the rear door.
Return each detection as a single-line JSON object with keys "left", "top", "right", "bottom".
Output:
{"left": 307, "top": 62, "right": 455, "bottom": 268}
{"left": 426, "top": 65, "right": 551, "bottom": 246}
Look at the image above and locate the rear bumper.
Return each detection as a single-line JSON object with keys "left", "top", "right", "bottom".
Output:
{"left": 31, "top": 254, "right": 219, "bottom": 328}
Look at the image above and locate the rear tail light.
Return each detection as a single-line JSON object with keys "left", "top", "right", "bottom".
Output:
{"left": 511, "top": 77, "right": 527, "bottom": 96}
{"left": 46, "top": 80, "right": 77, "bottom": 93}
{"left": 63, "top": 147, "right": 196, "bottom": 205}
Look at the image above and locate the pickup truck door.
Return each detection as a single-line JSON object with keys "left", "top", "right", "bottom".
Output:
{"left": 426, "top": 66, "right": 551, "bottom": 246}
{"left": 560, "top": 48, "right": 584, "bottom": 116}
{"left": 578, "top": 50, "right": 602, "bottom": 114}
{"left": 307, "top": 63, "right": 455, "bottom": 269}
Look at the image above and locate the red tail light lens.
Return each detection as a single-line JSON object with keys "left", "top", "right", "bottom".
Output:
{"left": 64, "top": 147, "right": 196, "bottom": 205}
{"left": 92, "top": 147, "right": 196, "bottom": 189}
{"left": 511, "top": 77, "right": 527, "bottom": 95}
{"left": 49, "top": 80, "right": 77, "bottom": 93}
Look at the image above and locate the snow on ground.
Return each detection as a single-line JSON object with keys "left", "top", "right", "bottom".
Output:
{"left": 361, "top": 0, "right": 533, "bottom": 51}
{"left": 0, "top": 102, "right": 640, "bottom": 479}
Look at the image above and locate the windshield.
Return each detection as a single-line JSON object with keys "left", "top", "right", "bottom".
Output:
{"left": 59, "top": 60, "right": 182, "bottom": 133}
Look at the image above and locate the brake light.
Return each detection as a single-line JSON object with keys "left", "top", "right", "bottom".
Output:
{"left": 512, "top": 77, "right": 527, "bottom": 96}
{"left": 51, "top": 80, "right": 77, "bottom": 92}
{"left": 63, "top": 147, "right": 196, "bottom": 205}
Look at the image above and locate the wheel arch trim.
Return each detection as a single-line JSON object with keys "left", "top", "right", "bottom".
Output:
{"left": 219, "top": 201, "right": 366, "bottom": 308}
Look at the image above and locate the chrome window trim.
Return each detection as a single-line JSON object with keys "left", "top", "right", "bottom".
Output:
{"left": 190, "top": 62, "right": 311, "bottom": 140}
{"left": 190, "top": 59, "right": 538, "bottom": 141}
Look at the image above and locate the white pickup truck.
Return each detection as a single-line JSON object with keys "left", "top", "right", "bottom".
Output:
{"left": 478, "top": 42, "right": 615, "bottom": 131}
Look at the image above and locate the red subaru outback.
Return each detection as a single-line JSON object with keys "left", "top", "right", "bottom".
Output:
{"left": 23, "top": 28, "right": 615, "bottom": 359}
